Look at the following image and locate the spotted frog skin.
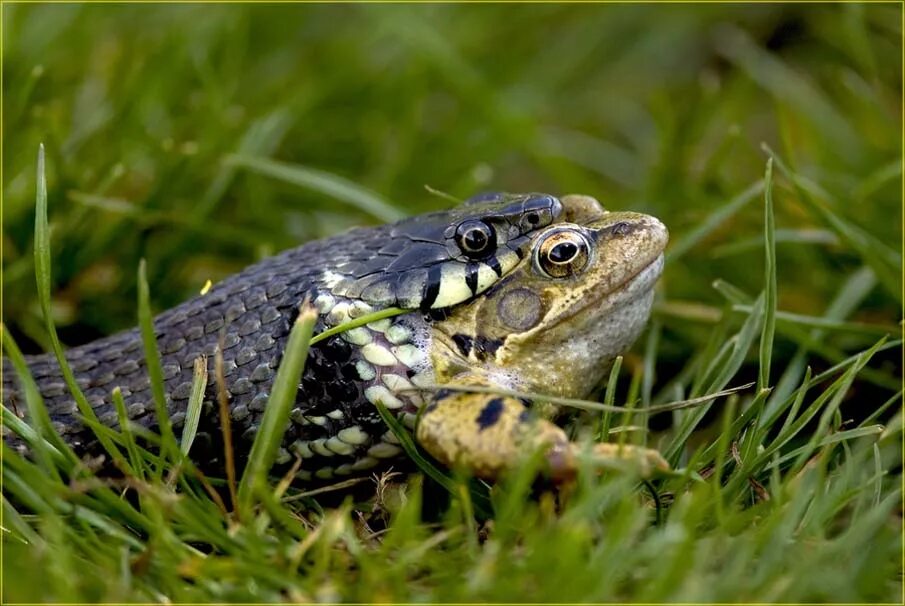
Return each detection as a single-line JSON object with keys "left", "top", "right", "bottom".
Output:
{"left": 3, "top": 193, "right": 667, "bottom": 483}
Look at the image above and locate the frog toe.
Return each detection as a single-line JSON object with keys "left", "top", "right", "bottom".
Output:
{"left": 577, "top": 442, "right": 671, "bottom": 478}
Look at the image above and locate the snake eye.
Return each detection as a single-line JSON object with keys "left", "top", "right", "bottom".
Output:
{"left": 455, "top": 220, "right": 497, "bottom": 259}
{"left": 536, "top": 230, "right": 590, "bottom": 278}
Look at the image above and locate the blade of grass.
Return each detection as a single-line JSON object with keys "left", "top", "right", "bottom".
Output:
{"left": 0, "top": 403, "right": 66, "bottom": 469}
{"left": 196, "top": 108, "right": 296, "bottom": 218}
{"left": 711, "top": 228, "right": 838, "bottom": 257}
{"left": 759, "top": 158, "right": 777, "bottom": 391}
{"left": 788, "top": 352, "right": 868, "bottom": 474}
{"left": 736, "top": 337, "right": 888, "bottom": 485}
{"left": 763, "top": 425, "right": 885, "bottom": 470}
{"left": 405, "top": 382, "right": 753, "bottom": 416}
{"left": 238, "top": 303, "right": 317, "bottom": 514}
{"left": 1, "top": 325, "right": 73, "bottom": 477}
{"left": 374, "top": 399, "right": 492, "bottom": 519}
{"left": 764, "top": 144, "right": 901, "bottom": 303}
{"left": 716, "top": 278, "right": 899, "bottom": 391}
{"left": 666, "top": 179, "right": 764, "bottom": 263}
{"left": 137, "top": 258, "right": 179, "bottom": 475}
{"left": 2, "top": 494, "right": 44, "bottom": 547}
{"left": 712, "top": 278, "right": 752, "bottom": 305}
{"left": 180, "top": 356, "right": 208, "bottom": 456}
{"left": 225, "top": 154, "right": 405, "bottom": 222}
{"left": 711, "top": 396, "right": 738, "bottom": 524}
{"left": 310, "top": 306, "right": 407, "bottom": 345}
{"left": 770, "top": 265, "right": 877, "bottom": 409}
{"left": 111, "top": 387, "right": 144, "bottom": 479}
{"left": 730, "top": 306, "right": 898, "bottom": 337}
{"left": 596, "top": 355, "right": 622, "bottom": 441}
{"left": 32, "top": 144, "right": 119, "bottom": 467}
{"left": 664, "top": 294, "right": 765, "bottom": 462}
{"left": 778, "top": 366, "right": 812, "bottom": 436}
{"left": 862, "top": 389, "right": 903, "bottom": 427}
{"left": 639, "top": 319, "right": 661, "bottom": 445}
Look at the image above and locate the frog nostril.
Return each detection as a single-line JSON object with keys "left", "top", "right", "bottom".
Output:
{"left": 612, "top": 222, "right": 631, "bottom": 236}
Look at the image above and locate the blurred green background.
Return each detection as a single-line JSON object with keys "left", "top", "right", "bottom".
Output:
{"left": 2, "top": 3, "right": 901, "bottom": 371}
{"left": 1, "top": 5, "right": 902, "bottom": 602}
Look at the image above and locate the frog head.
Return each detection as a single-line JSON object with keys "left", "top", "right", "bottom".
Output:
{"left": 432, "top": 195, "right": 668, "bottom": 399}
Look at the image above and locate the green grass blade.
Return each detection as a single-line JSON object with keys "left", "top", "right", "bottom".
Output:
{"left": 764, "top": 425, "right": 885, "bottom": 470}
{"left": 663, "top": 294, "right": 765, "bottom": 463}
{"left": 0, "top": 403, "right": 66, "bottom": 470}
{"left": 777, "top": 366, "right": 812, "bottom": 436}
{"left": 596, "top": 355, "right": 622, "bottom": 441}
{"left": 32, "top": 144, "right": 119, "bottom": 465}
{"left": 409, "top": 382, "right": 751, "bottom": 416}
{"left": 1, "top": 325, "right": 73, "bottom": 477}
{"left": 111, "top": 387, "right": 144, "bottom": 478}
{"left": 137, "top": 258, "right": 179, "bottom": 473}
{"left": 666, "top": 179, "right": 764, "bottom": 263}
{"left": 374, "top": 400, "right": 493, "bottom": 518}
{"left": 2, "top": 495, "right": 45, "bottom": 547}
{"left": 765, "top": 145, "right": 902, "bottom": 303}
{"left": 769, "top": 265, "right": 876, "bottom": 408}
{"left": 238, "top": 303, "right": 317, "bottom": 513}
{"left": 196, "top": 108, "right": 297, "bottom": 219}
{"left": 226, "top": 154, "right": 405, "bottom": 222}
{"left": 711, "top": 279, "right": 753, "bottom": 305}
{"left": 310, "top": 307, "right": 407, "bottom": 345}
{"left": 730, "top": 306, "right": 898, "bottom": 337}
{"left": 759, "top": 158, "right": 777, "bottom": 391}
{"left": 862, "top": 389, "right": 903, "bottom": 427}
{"left": 710, "top": 228, "right": 838, "bottom": 257}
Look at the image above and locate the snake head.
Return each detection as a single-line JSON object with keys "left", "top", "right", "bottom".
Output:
{"left": 323, "top": 193, "right": 567, "bottom": 313}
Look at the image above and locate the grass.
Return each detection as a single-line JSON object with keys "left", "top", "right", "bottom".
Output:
{"left": 1, "top": 3, "right": 902, "bottom": 603}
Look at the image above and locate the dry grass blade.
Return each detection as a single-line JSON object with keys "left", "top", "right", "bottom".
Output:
{"left": 215, "top": 342, "right": 239, "bottom": 517}
{"left": 403, "top": 382, "right": 755, "bottom": 415}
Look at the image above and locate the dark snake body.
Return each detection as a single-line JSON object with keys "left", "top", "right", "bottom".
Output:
{"left": 3, "top": 194, "right": 563, "bottom": 481}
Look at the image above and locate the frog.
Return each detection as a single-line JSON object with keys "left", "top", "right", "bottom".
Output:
{"left": 417, "top": 194, "right": 669, "bottom": 481}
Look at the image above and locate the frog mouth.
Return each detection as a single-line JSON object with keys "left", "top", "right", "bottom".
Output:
{"left": 552, "top": 252, "right": 665, "bottom": 328}
{"left": 618, "top": 253, "right": 664, "bottom": 295}
{"left": 596, "top": 252, "right": 664, "bottom": 305}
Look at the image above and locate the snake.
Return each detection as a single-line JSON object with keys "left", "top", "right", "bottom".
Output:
{"left": 2, "top": 192, "right": 568, "bottom": 481}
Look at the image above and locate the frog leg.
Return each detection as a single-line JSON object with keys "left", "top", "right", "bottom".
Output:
{"left": 415, "top": 376, "right": 573, "bottom": 480}
{"left": 415, "top": 375, "right": 669, "bottom": 482}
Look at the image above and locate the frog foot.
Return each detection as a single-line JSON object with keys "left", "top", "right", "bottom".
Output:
{"left": 415, "top": 378, "right": 670, "bottom": 482}
{"left": 564, "top": 442, "right": 670, "bottom": 480}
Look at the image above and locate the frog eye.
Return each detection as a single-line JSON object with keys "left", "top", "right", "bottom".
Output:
{"left": 536, "top": 230, "right": 590, "bottom": 278}
{"left": 455, "top": 220, "right": 497, "bottom": 259}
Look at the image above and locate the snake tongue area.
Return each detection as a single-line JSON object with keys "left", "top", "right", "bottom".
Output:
{"left": 3, "top": 192, "right": 573, "bottom": 484}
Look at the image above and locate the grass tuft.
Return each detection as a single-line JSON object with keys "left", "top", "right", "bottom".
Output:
{"left": 2, "top": 5, "right": 901, "bottom": 602}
